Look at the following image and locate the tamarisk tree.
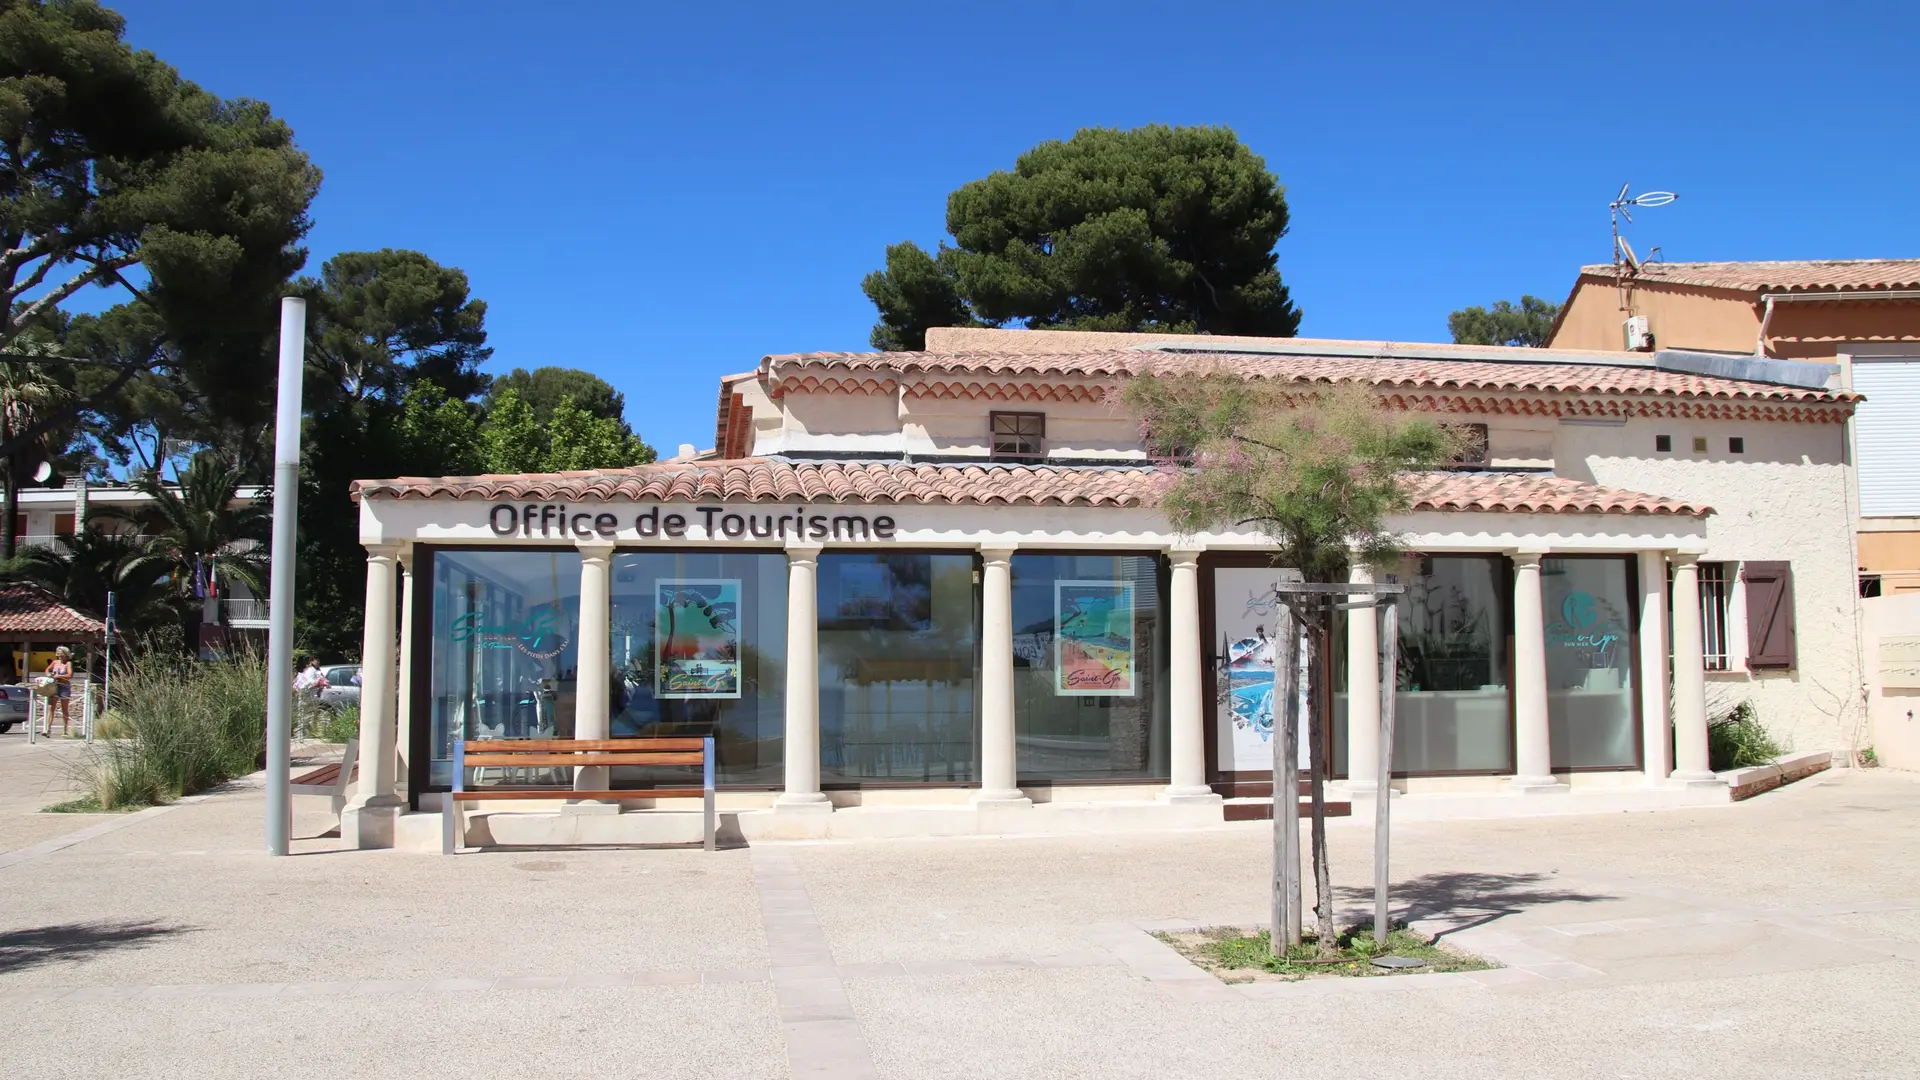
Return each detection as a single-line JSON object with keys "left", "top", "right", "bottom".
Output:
{"left": 1124, "top": 372, "right": 1469, "bottom": 955}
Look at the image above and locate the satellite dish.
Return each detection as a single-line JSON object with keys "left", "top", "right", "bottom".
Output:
{"left": 31, "top": 461, "right": 52, "bottom": 483}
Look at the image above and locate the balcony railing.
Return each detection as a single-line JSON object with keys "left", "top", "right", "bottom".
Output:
{"left": 223, "top": 598, "right": 271, "bottom": 625}
{"left": 14, "top": 532, "right": 162, "bottom": 551}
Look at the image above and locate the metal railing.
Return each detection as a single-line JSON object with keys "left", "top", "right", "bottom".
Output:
{"left": 223, "top": 598, "right": 271, "bottom": 624}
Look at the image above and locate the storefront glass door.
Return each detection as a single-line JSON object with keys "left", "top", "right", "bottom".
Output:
{"left": 1542, "top": 556, "right": 1639, "bottom": 770}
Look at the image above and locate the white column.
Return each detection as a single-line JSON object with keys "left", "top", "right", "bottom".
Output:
{"left": 775, "top": 544, "right": 830, "bottom": 810}
{"left": 1343, "top": 561, "right": 1382, "bottom": 795}
{"left": 1509, "top": 550, "right": 1561, "bottom": 792}
{"left": 975, "top": 547, "right": 1029, "bottom": 805}
{"left": 1637, "top": 550, "right": 1673, "bottom": 785}
{"left": 342, "top": 543, "right": 402, "bottom": 848}
{"left": 572, "top": 543, "right": 614, "bottom": 794}
{"left": 1669, "top": 553, "right": 1719, "bottom": 784}
{"left": 1163, "top": 549, "right": 1218, "bottom": 803}
{"left": 395, "top": 548, "right": 416, "bottom": 789}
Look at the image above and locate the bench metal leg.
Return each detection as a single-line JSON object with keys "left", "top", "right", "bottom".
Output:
{"left": 702, "top": 736, "right": 716, "bottom": 852}
{"left": 703, "top": 789, "right": 716, "bottom": 852}
{"left": 441, "top": 797, "right": 459, "bottom": 855}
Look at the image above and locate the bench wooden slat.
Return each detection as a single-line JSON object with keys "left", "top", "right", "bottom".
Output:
{"left": 463, "top": 738, "right": 709, "bottom": 753}
{"left": 459, "top": 752, "right": 706, "bottom": 768}
{"left": 450, "top": 787, "right": 709, "bottom": 802}
{"left": 291, "top": 764, "right": 342, "bottom": 786}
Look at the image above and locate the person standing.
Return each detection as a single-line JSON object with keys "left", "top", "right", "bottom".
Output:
{"left": 293, "top": 659, "right": 329, "bottom": 701}
{"left": 46, "top": 647, "right": 74, "bottom": 737}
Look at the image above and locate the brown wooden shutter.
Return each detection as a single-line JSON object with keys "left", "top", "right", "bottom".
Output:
{"left": 1742, "top": 561, "right": 1796, "bottom": 669}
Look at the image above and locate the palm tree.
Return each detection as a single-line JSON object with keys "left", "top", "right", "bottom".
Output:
{"left": 111, "top": 454, "right": 270, "bottom": 652}
{"left": 0, "top": 362, "right": 72, "bottom": 559}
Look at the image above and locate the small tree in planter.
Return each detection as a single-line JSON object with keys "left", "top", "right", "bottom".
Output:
{"left": 1125, "top": 373, "right": 1470, "bottom": 956}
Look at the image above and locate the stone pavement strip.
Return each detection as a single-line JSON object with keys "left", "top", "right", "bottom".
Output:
{"left": 752, "top": 845, "right": 884, "bottom": 1080}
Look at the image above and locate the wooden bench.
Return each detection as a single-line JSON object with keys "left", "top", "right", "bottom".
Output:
{"left": 442, "top": 736, "right": 716, "bottom": 854}
{"left": 290, "top": 737, "right": 359, "bottom": 818}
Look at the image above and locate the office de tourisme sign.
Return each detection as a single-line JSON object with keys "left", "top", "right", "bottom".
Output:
{"left": 486, "top": 503, "right": 900, "bottom": 543}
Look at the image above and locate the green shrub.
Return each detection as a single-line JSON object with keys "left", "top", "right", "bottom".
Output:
{"left": 1707, "top": 700, "right": 1785, "bottom": 771}
{"left": 317, "top": 705, "right": 360, "bottom": 744}
{"left": 71, "top": 646, "right": 271, "bottom": 810}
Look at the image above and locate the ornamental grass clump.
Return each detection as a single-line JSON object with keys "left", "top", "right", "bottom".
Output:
{"left": 1707, "top": 700, "right": 1785, "bottom": 771}
{"left": 72, "top": 647, "right": 271, "bottom": 810}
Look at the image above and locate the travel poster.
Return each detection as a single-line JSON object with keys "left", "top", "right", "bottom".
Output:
{"left": 655, "top": 579, "right": 742, "bottom": 699}
{"left": 1055, "top": 581, "right": 1136, "bottom": 696}
{"left": 1212, "top": 568, "right": 1310, "bottom": 771}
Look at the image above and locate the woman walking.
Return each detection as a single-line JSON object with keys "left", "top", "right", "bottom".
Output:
{"left": 46, "top": 646, "right": 73, "bottom": 737}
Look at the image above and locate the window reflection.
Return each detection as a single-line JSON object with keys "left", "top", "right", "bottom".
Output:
{"left": 1335, "top": 555, "right": 1513, "bottom": 776}
{"left": 817, "top": 553, "right": 979, "bottom": 784}
{"left": 426, "top": 550, "right": 582, "bottom": 787}
{"left": 1012, "top": 554, "right": 1170, "bottom": 782}
{"left": 608, "top": 552, "right": 787, "bottom": 786}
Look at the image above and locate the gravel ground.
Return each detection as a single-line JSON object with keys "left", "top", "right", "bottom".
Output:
{"left": 2, "top": 740, "right": 1917, "bottom": 1080}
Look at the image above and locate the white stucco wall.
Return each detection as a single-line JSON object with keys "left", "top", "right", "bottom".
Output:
{"left": 1558, "top": 416, "right": 1863, "bottom": 756}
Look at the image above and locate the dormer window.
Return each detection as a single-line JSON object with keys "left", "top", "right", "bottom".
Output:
{"left": 990, "top": 411, "right": 1046, "bottom": 462}
{"left": 1449, "top": 423, "right": 1490, "bottom": 469}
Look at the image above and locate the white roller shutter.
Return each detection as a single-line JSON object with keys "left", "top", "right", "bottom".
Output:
{"left": 1853, "top": 357, "right": 1920, "bottom": 516}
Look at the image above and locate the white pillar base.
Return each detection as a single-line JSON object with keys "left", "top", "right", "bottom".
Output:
{"left": 970, "top": 788, "right": 1033, "bottom": 808}
{"left": 1161, "top": 785, "right": 1223, "bottom": 806}
{"left": 1507, "top": 775, "right": 1569, "bottom": 795}
{"left": 1669, "top": 770, "right": 1726, "bottom": 789}
{"left": 772, "top": 791, "right": 832, "bottom": 810}
{"left": 1335, "top": 780, "right": 1398, "bottom": 800}
{"left": 341, "top": 796, "right": 402, "bottom": 849}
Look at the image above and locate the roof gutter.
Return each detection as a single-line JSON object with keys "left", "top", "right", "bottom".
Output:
{"left": 1135, "top": 340, "right": 1647, "bottom": 368}
{"left": 1754, "top": 288, "right": 1920, "bottom": 356}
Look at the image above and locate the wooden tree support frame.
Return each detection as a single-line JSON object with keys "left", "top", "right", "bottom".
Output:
{"left": 1267, "top": 582, "right": 1405, "bottom": 953}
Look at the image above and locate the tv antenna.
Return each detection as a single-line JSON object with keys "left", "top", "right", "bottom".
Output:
{"left": 1609, "top": 183, "right": 1677, "bottom": 314}
{"left": 1610, "top": 183, "right": 1676, "bottom": 273}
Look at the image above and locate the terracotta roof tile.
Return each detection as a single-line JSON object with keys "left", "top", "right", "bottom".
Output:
{"left": 354, "top": 459, "right": 1709, "bottom": 517}
{"left": 0, "top": 583, "right": 108, "bottom": 637}
{"left": 1576, "top": 259, "right": 1920, "bottom": 293}
{"left": 760, "top": 350, "right": 1847, "bottom": 404}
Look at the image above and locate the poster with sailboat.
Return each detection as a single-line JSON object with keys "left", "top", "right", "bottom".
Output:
{"left": 655, "top": 579, "right": 742, "bottom": 699}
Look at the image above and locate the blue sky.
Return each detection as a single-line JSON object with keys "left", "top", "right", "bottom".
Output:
{"left": 111, "top": 0, "right": 1918, "bottom": 455}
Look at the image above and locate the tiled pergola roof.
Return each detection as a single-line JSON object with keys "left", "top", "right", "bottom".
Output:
{"left": 354, "top": 459, "right": 1712, "bottom": 518}
{"left": 0, "top": 583, "right": 107, "bottom": 639}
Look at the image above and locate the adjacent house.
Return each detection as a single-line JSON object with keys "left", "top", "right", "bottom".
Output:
{"left": 1546, "top": 258, "right": 1920, "bottom": 594}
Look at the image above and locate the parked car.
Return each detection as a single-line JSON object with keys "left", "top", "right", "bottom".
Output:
{"left": 0, "top": 684, "right": 29, "bottom": 733}
{"left": 316, "top": 665, "right": 362, "bottom": 710}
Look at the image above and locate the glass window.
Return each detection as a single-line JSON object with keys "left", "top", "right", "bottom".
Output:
{"left": 423, "top": 548, "right": 787, "bottom": 791}
{"left": 425, "top": 549, "right": 582, "bottom": 788}
{"left": 607, "top": 551, "right": 787, "bottom": 787}
{"left": 817, "top": 553, "right": 979, "bottom": 784}
{"left": 1011, "top": 553, "right": 1170, "bottom": 782}
{"left": 990, "top": 412, "right": 1046, "bottom": 461}
{"left": 1335, "top": 556, "right": 1513, "bottom": 776}
{"left": 1543, "top": 556, "right": 1638, "bottom": 770}
{"left": 1698, "top": 562, "right": 1731, "bottom": 672}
